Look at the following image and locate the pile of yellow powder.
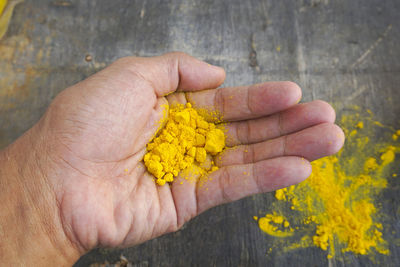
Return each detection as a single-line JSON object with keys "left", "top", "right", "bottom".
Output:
{"left": 254, "top": 107, "right": 398, "bottom": 259}
{"left": 144, "top": 103, "right": 225, "bottom": 186}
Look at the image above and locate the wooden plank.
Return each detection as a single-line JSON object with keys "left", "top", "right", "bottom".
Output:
{"left": 0, "top": 0, "right": 399, "bottom": 266}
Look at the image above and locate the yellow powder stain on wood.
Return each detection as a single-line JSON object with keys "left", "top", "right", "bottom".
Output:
{"left": 257, "top": 212, "right": 294, "bottom": 237}
{"left": 144, "top": 103, "right": 225, "bottom": 186}
{"left": 256, "top": 107, "right": 398, "bottom": 259}
{"left": 356, "top": 121, "right": 364, "bottom": 129}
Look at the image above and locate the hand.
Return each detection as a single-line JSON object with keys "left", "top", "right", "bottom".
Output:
{"left": 0, "top": 52, "right": 344, "bottom": 265}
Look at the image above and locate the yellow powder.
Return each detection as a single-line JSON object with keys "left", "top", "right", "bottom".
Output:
{"left": 255, "top": 107, "right": 398, "bottom": 259}
{"left": 381, "top": 146, "right": 395, "bottom": 166}
{"left": 256, "top": 212, "right": 294, "bottom": 237}
{"left": 356, "top": 121, "right": 364, "bottom": 129}
{"left": 0, "top": 0, "right": 7, "bottom": 16}
{"left": 0, "top": 0, "right": 23, "bottom": 41}
{"left": 144, "top": 103, "right": 225, "bottom": 186}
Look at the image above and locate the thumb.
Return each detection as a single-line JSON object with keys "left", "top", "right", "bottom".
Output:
{"left": 112, "top": 52, "right": 226, "bottom": 96}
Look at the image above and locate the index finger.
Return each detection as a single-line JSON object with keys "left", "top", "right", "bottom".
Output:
{"left": 185, "top": 82, "right": 302, "bottom": 122}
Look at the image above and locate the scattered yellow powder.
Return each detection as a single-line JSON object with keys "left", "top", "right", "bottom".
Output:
{"left": 394, "top": 130, "right": 400, "bottom": 141}
{"left": 256, "top": 212, "right": 294, "bottom": 237}
{"left": 144, "top": 103, "right": 225, "bottom": 186}
{"left": 381, "top": 146, "right": 395, "bottom": 166}
{"left": 364, "top": 157, "right": 378, "bottom": 171}
{"left": 349, "top": 129, "right": 358, "bottom": 137}
{"left": 255, "top": 107, "right": 399, "bottom": 259}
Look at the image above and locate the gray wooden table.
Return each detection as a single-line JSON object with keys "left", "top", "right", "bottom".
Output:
{"left": 1, "top": 0, "right": 399, "bottom": 266}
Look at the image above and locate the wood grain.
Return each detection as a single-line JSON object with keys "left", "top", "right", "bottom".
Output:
{"left": 0, "top": 0, "right": 399, "bottom": 266}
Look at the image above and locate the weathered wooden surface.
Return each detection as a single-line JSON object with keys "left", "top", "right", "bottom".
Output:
{"left": 0, "top": 0, "right": 399, "bottom": 266}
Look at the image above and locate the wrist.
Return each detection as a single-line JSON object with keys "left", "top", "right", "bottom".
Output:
{"left": 0, "top": 127, "right": 82, "bottom": 266}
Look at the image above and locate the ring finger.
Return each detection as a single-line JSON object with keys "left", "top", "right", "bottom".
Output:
{"left": 216, "top": 122, "right": 345, "bottom": 166}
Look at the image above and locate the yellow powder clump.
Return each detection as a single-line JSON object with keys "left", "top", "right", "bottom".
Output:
{"left": 255, "top": 107, "right": 398, "bottom": 259}
{"left": 256, "top": 212, "right": 294, "bottom": 237}
{"left": 144, "top": 103, "right": 225, "bottom": 186}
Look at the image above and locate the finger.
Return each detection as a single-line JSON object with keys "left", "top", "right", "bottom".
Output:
{"left": 196, "top": 157, "right": 312, "bottom": 214}
{"left": 224, "top": 100, "right": 336, "bottom": 146}
{"left": 111, "top": 52, "right": 226, "bottom": 96}
{"left": 185, "top": 81, "right": 302, "bottom": 122}
{"left": 217, "top": 123, "right": 345, "bottom": 166}
{"left": 170, "top": 166, "right": 202, "bottom": 227}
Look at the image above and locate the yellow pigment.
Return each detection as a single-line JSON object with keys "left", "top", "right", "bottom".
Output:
{"left": 258, "top": 212, "right": 294, "bottom": 237}
{"left": 144, "top": 103, "right": 225, "bottom": 186}
{"left": 0, "top": 0, "right": 7, "bottom": 16}
{"left": 255, "top": 107, "right": 399, "bottom": 259}
{"left": 0, "top": 0, "right": 23, "bottom": 40}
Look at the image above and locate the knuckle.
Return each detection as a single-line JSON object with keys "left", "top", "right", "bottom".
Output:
{"left": 243, "top": 145, "right": 254, "bottom": 164}
{"left": 165, "top": 51, "right": 189, "bottom": 59}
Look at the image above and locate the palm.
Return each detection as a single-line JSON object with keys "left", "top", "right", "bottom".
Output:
{"left": 41, "top": 53, "right": 344, "bottom": 251}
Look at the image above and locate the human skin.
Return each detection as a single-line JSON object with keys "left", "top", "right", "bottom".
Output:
{"left": 0, "top": 52, "right": 344, "bottom": 265}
